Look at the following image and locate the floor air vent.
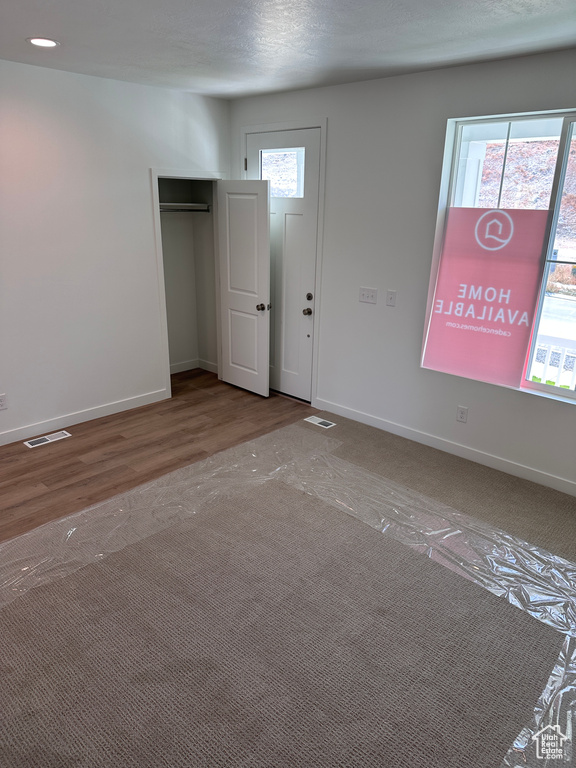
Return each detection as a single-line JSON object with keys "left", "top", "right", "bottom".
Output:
{"left": 304, "top": 416, "right": 336, "bottom": 429}
{"left": 24, "top": 430, "right": 72, "bottom": 448}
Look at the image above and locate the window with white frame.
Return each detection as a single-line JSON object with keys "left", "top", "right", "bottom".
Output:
{"left": 422, "top": 111, "right": 576, "bottom": 399}
{"left": 260, "top": 147, "right": 305, "bottom": 198}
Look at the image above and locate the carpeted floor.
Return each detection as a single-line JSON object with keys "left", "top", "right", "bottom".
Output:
{"left": 308, "top": 412, "right": 576, "bottom": 562}
{"left": 0, "top": 479, "right": 564, "bottom": 767}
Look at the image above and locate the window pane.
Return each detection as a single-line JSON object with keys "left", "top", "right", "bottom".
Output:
{"left": 426, "top": 118, "right": 562, "bottom": 390}
{"left": 499, "top": 118, "right": 562, "bottom": 210}
{"left": 425, "top": 112, "right": 576, "bottom": 399}
{"left": 453, "top": 118, "right": 563, "bottom": 210}
{"left": 453, "top": 122, "right": 508, "bottom": 207}
{"left": 552, "top": 129, "right": 576, "bottom": 263}
{"left": 528, "top": 125, "right": 576, "bottom": 392}
{"left": 527, "top": 282, "right": 576, "bottom": 389}
{"left": 260, "top": 148, "right": 305, "bottom": 198}
{"left": 476, "top": 142, "right": 506, "bottom": 208}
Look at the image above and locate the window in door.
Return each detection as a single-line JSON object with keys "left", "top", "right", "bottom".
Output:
{"left": 422, "top": 111, "right": 576, "bottom": 401}
{"left": 260, "top": 148, "right": 305, "bottom": 198}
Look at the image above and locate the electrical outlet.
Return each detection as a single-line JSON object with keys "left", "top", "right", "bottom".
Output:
{"left": 359, "top": 287, "right": 377, "bottom": 304}
{"left": 456, "top": 406, "right": 468, "bottom": 423}
{"left": 0, "top": 394, "right": 7, "bottom": 411}
{"left": 386, "top": 290, "right": 397, "bottom": 307}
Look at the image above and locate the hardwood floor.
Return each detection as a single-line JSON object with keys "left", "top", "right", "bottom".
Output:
{"left": 0, "top": 370, "right": 317, "bottom": 543}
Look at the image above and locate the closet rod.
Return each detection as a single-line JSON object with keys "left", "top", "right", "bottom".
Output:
{"left": 159, "top": 203, "right": 211, "bottom": 213}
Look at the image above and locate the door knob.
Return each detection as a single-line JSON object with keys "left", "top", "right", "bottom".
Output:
{"left": 302, "top": 308, "right": 313, "bottom": 316}
{"left": 256, "top": 303, "right": 265, "bottom": 311}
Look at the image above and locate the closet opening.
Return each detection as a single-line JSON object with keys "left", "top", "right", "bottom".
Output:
{"left": 158, "top": 177, "right": 219, "bottom": 379}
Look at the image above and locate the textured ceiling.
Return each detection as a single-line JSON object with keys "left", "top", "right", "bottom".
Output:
{"left": 1, "top": 0, "right": 575, "bottom": 97}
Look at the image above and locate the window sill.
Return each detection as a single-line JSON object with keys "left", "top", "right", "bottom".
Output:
{"left": 520, "top": 380, "right": 576, "bottom": 405}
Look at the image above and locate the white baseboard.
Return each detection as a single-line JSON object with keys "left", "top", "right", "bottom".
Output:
{"left": 170, "top": 359, "right": 199, "bottom": 374}
{"left": 2, "top": 360, "right": 220, "bottom": 448}
{"left": 198, "top": 359, "right": 218, "bottom": 374}
{"left": 170, "top": 359, "right": 218, "bottom": 374}
{"left": 0, "top": 388, "right": 169, "bottom": 447}
{"left": 312, "top": 397, "right": 576, "bottom": 497}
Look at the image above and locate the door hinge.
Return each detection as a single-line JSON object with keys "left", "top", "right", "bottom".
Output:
{"left": 244, "top": 157, "right": 248, "bottom": 172}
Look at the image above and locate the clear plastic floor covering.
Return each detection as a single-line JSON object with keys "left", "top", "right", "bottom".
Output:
{"left": 1, "top": 423, "right": 575, "bottom": 767}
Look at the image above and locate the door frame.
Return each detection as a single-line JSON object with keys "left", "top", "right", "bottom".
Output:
{"left": 239, "top": 119, "right": 327, "bottom": 405}
{"left": 150, "top": 167, "right": 226, "bottom": 399}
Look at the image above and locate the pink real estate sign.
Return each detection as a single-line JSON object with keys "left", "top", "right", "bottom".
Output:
{"left": 423, "top": 207, "right": 549, "bottom": 387}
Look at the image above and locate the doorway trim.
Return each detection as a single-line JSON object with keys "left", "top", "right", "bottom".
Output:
{"left": 150, "top": 167, "right": 226, "bottom": 400}
{"left": 239, "top": 119, "right": 328, "bottom": 406}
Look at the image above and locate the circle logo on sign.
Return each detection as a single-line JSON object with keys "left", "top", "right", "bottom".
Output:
{"left": 474, "top": 210, "right": 514, "bottom": 251}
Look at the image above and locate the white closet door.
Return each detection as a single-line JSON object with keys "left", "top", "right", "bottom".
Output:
{"left": 217, "top": 180, "right": 270, "bottom": 397}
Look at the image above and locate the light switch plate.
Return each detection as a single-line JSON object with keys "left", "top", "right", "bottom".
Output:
{"left": 359, "top": 287, "right": 377, "bottom": 304}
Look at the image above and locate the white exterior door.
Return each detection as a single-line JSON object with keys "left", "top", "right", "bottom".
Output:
{"left": 246, "top": 128, "right": 321, "bottom": 401}
{"left": 217, "top": 180, "right": 270, "bottom": 397}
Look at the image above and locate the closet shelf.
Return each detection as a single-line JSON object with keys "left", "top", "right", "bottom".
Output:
{"left": 160, "top": 203, "right": 211, "bottom": 213}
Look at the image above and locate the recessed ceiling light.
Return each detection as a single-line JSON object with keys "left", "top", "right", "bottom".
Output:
{"left": 27, "top": 38, "right": 60, "bottom": 48}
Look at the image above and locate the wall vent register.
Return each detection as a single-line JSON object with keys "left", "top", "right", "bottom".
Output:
{"left": 24, "top": 431, "right": 72, "bottom": 448}
{"left": 304, "top": 416, "right": 336, "bottom": 428}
